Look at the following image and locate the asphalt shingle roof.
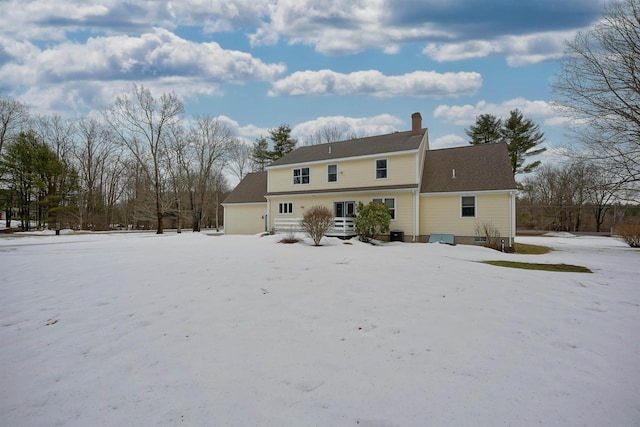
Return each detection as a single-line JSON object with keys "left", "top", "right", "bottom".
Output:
{"left": 420, "top": 143, "right": 517, "bottom": 193}
{"left": 268, "top": 129, "right": 425, "bottom": 167}
{"left": 222, "top": 171, "right": 267, "bottom": 204}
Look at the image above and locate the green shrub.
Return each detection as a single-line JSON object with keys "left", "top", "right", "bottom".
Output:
{"left": 301, "top": 205, "right": 334, "bottom": 246}
{"left": 353, "top": 201, "right": 391, "bottom": 243}
{"left": 616, "top": 223, "right": 640, "bottom": 247}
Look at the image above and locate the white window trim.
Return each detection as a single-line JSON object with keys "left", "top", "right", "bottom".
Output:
{"left": 278, "top": 202, "right": 294, "bottom": 215}
{"left": 327, "top": 164, "right": 338, "bottom": 183}
{"left": 461, "top": 195, "right": 476, "bottom": 218}
{"left": 375, "top": 158, "right": 388, "bottom": 180}
{"left": 292, "top": 167, "right": 310, "bottom": 185}
{"left": 372, "top": 197, "right": 396, "bottom": 221}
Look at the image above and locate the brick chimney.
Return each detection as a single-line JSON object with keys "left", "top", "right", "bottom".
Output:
{"left": 411, "top": 112, "right": 422, "bottom": 135}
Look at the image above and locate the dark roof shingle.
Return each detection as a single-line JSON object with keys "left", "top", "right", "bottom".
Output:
{"left": 223, "top": 171, "right": 267, "bottom": 204}
{"left": 420, "top": 143, "right": 517, "bottom": 193}
{"left": 268, "top": 129, "right": 425, "bottom": 167}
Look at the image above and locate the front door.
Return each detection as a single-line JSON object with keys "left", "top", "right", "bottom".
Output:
{"left": 334, "top": 201, "right": 355, "bottom": 217}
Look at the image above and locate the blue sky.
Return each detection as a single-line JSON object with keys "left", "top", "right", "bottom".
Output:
{"left": 0, "top": 0, "right": 604, "bottom": 160}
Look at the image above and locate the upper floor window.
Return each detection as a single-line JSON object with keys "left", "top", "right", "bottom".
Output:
{"left": 373, "top": 197, "right": 395, "bottom": 220}
{"left": 293, "top": 167, "right": 310, "bottom": 185}
{"left": 376, "top": 159, "right": 387, "bottom": 179}
{"left": 461, "top": 196, "right": 476, "bottom": 217}
{"left": 279, "top": 202, "right": 293, "bottom": 214}
{"left": 327, "top": 164, "right": 337, "bottom": 182}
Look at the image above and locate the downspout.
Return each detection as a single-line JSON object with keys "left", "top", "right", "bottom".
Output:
{"left": 413, "top": 189, "right": 419, "bottom": 242}
{"left": 223, "top": 204, "right": 227, "bottom": 234}
{"left": 266, "top": 197, "right": 271, "bottom": 233}
{"left": 510, "top": 191, "right": 516, "bottom": 246}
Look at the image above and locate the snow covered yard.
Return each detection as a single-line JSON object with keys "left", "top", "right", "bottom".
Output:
{"left": 0, "top": 232, "right": 638, "bottom": 426}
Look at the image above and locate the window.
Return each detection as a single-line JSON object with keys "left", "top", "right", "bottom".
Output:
{"left": 328, "top": 164, "right": 337, "bottom": 182}
{"left": 461, "top": 196, "right": 476, "bottom": 217}
{"left": 279, "top": 202, "right": 293, "bottom": 214}
{"left": 293, "top": 167, "right": 310, "bottom": 185}
{"left": 373, "top": 197, "right": 395, "bottom": 220}
{"left": 376, "top": 159, "right": 387, "bottom": 179}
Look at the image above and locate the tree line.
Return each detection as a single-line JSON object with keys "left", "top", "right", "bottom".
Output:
{"left": 0, "top": 85, "right": 267, "bottom": 233}
{"left": 2, "top": 0, "right": 639, "bottom": 235}
{"left": 465, "top": 0, "right": 640, "bottom": 234}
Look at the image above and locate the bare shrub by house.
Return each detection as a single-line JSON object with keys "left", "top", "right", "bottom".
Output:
{"left": 301, "top": 205, "right": 334, "bottom": 246}
{"left": 616, "top": 223, "right": 640, "bottom": 248}
{"left": 475, "top": 220, "right": 502, "bottom": 250}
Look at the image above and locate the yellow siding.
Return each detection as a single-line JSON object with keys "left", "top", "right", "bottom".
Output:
{"left": 224, "top": 203, "right": 266, "bottom": 235}
{"left": 269, "top": 190, "right": 417, "bottom": 236}
{"left": 420, "top": 193, "right": 512, "bottom": 237}
{"left": 268, "top": 153, "right": 418, "bottom": 193}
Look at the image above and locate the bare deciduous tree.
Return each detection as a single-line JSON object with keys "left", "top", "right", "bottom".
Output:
{"left": 187, "top": 115, "right": 232, "bottom": 232}
{"left": 554, "top": 0, "right": 640, "bottom": 185}
{"left": 305, "top": 125, "right": 346, "bottom": 146}
{"left": 519, "top": 159, "right": 627, "bottom": 232}
{"left": 73, "top": 117, "right": 123, "bottom": 229}
{"left": 104, "top": 84, "right": 184, "bottom": 234}
{"left": 226, "top": 139, "right": 252, "bottom": 182}
{"left": 0, "top": 93, "right": 29, "bottom": 158}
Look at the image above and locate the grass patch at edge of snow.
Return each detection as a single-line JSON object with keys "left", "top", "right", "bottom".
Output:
{"left": 481, "top": 260, "right": 592, "bottom": 273}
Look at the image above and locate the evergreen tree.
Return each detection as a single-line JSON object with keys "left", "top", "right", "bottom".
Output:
{"left": 353, "top": 201, "right": 391, "bottom": 243}
{"left": 501, "top": 109, "right": 546, "bottom": 175}
{"left": 268, "top": 124, "right": 297, "bottom": 161}
{"left": 465, "top": 114, "right": 502, "bottom": 145}
{"left": 0, "top": 131, "right": 64, "bottom": 230}
{"left": 251, "top": 136, "right": 270, "bottom": 172}
{"left": 466, "top": 109, "right": 546, "bottom": 175}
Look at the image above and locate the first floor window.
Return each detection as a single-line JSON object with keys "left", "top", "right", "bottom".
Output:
{"left": 461, "top": 196, "right": 476, "bottom": 217}
{"left": 279, "top": 202, "right": 293, "bottom": 214}
{"left": 372, "top": 197, "right": 395, "bottom": 220}
{"left": 293, "top": 167, "right": 310, "bottom": 184}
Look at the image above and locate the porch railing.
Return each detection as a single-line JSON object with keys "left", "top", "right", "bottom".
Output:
{"left": 273, "top": 217, "right": 356, "bottom": 237}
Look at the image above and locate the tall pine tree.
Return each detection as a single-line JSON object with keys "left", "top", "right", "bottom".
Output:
{"left": 466, "top": 114, "right": 502, "bottom": 145}
{"left": 501, "top": 109, "right": 546, "bottom": 175}
{"left": 268, "top": 124, "right": 296, "bottom": 161}
{"left": 466, "top": 109, "right": 546, "bottom": 175}
{"left": 251, "top": 137, "right": 270, "bottom": 172}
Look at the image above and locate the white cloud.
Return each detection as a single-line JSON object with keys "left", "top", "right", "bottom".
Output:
{"left": 431, "top": 134, "right": 466, "bottom": 149}
{"left": 0, "top": 28, "right": 286, "bottom": 116}
{"left": 291, "top": 114, "right": 404, "bottom": 143}
{"left": 433, "top": 98, "right": 564, "bottom": 126}
{"left": 0, "top": 28, "right": 285, "bottom": 86}
{"left": 15, "top": 78, "right": 225, "bottom": 118}
{"left": 423, "top": 30, "right": 577, "bottom": 66}
{"left": 214, "top": 115, "right": 270, "bottom": 144}
{"left": 249, "top": 0, "right": 446, "bottom": 55}
{"left": 269, "top": 70, "right": 482, "bottom": 98}
{"left": 199, "top": 113, "right": 404, "bottom": 148}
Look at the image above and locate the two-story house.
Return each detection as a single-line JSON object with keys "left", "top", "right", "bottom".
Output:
{"left": 223, "top": 113, "right": 518, "bottom": 245}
